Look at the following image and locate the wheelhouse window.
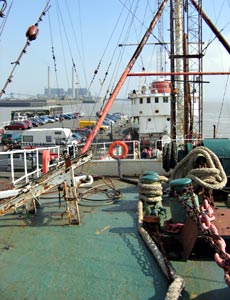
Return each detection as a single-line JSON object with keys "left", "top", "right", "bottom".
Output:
{"left": 163, "top": 96, "right": 168, "bottom": 103}
{"left": 147, "top": 97, "right": 151, "bottom": 104}
{"left": 139, "top": 98, "right": 143, "bottom": 104}
{"left": 155, "top": 97, "right": 159, "bottom": 103}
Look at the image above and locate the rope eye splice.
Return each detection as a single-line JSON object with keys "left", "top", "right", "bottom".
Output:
{"left": 26, "top": 24, "right": 39, "bottom": 41}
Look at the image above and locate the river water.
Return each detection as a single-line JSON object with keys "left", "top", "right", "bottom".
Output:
{"left": 0, "top": 100, "right": 229, "bottom": 139}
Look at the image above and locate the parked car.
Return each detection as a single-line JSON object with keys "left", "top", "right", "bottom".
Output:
{"left": 73, "top": 112, "right": 85, "bottom": 118}
{"left": 4, "top": 121, "right": 28, "bottom": 130}
{"left": 39, "top": 116, "right": 49, "bottom": 123}
{"left": 45, "top": 116, "right": 56, "bottom": 123}
{"left": 72, "top": 128, "right": 92, "bottom": 138}
{"left": 30, "top": 118, "right": 40, "bottom": 127}
{"left": 63, "top": 113, "right": 74, "bottom": 119}
{"left": 23, "top": 119, "right": 33, "bottom": 129}
{"left": 106, "top": 113, "right": 119, "bottom": 122}
{"left": 113, "top": 112, "right": 129, "bottom": 121}
{"left": 103, "top": 119, "right": 113, "bottom": 126}
{"left": 1, "top": 132, "right": 22, "bottom": 145}
{"left": 50, "top": 115, "right": 59, "bottom": 121}
{"left": 36, "top": 117, "right": 46, "bottom": 125}
{"left": 70, "top": 132, "right": 86, "bottom": 144}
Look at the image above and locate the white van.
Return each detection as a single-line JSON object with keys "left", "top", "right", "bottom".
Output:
{"left": 21, "top": 128, "right": 72, "bottom": 148}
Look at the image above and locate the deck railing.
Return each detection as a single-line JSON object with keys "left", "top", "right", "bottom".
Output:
{"left": 0, "top": 146, "right": 61, "bottom": 186}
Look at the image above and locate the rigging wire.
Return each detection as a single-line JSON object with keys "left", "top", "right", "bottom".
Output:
{"left": 202, "top": 1, "right": 230, "bottom": 134}
{"left": 47, "top": 0, "right": 86, "bottom": 130}
{"left": 48, "top": 10, "right": 59, "bottom": 95}
{"left": 95, "top": 0, "right": 133, "bottom": 109}
{"left": 64, "top": 0, "right": 86, "bottom": 120}
{"left": 87, "top": 0, "right": 145, "bottom": 97}
{"left": 55, "top": 0, "right": 70, "bottom": 92}
{"left": 110, "top": 1, "right": 161, "bottom": 97}
{"left": 48, "top": 0, "right": 80, "bottom": 133}
{"left": 0, "top": 0, "right": 12, "bottom": 37}
{"left": 53, "top": 0, "right": 84, "bottom": 131}
{"left": 65, "top": 0, "right": 87, "bottom": 89}
{"left": 0, "top": 0, "right": 51, "bottom": 98}
{"left": 107, "top": 0, "right": 140, "bottom": 94}
{"left": 202, "top": 0, "right": 230, "bottom": 56}
{"left": 118, "top": 0, "right": 170, "bottom": 55}
{"left": 93, "top": 0, "right": 165, "bottom": 120}
{"left": 48, "top": 6, "right": 68, "bottom": 131}
{"left": 86, "top": 0, "right": 133, "bottom": 117}
{"left": 98, "top": 0, "right": 142, "bottom": 107}
{"left": 216, "top": 65, "right": 230, "bottom": 135}
{"left": 0, "top": 0, "right": 7, "bottom": 18}
{"left": 63, "top": 0, "right": 81, "bottom": 87}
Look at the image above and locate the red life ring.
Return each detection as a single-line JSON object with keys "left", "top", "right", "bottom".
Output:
{"left": 108, "top": 141, "right": 129, "bottom": 159}
{"left": 42, "top": 150, "right": 51, "bottom": 174}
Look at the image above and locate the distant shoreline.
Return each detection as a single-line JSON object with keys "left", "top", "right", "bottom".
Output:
{"left": 0, "top": 98, "right": 129, "bottom": 107}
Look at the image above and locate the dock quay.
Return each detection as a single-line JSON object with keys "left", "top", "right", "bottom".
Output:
{"left": 1, "top": 116, "right": 131, "bottom": 146}
{"left": 0, "top": 116, "right": 134, "bottom": 182}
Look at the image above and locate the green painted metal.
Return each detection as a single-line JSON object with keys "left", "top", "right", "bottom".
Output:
{"left": 143, "top": 171, "right": 159, "bottom": 176}
{"left": 0, "top": 180, "right": 168, "bottom": 300}
{"left": 202, "top": 139, "right": 230, "bottom": 157}
{"left": 140, "top": 174, "right": 160, "bottom": 183}
{"left": 169, "top": 178, "right": 192, "bottom": 189}
{"left": 202, "top": 139, "right": 230, "bottom": 176}
{"left": 0, "top": 179, "right": 229, "bottom": 300}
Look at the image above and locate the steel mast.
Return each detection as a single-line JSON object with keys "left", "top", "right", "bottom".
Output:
{"left": 171, "top": 0, "right": 203, "bottom": 141}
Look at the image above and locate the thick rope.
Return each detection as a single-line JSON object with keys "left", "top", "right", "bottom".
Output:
{"left": 171, "top": 146, "right": 227, "bottom": 190}
{"left": 138, "top": 200, "right": 185, "bottom": 300}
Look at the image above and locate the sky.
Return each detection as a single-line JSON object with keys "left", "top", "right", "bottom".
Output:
{"left": 0, "top": 0, "right": 230, "bottom": 102}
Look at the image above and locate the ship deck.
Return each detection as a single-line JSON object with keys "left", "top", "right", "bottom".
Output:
{"left": 0, "top": 177, "right": 229, "bottom": 300}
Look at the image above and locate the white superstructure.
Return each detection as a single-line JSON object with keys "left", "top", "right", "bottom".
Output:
{"left": 128, "top": 79, "right": 171, "bottom": 146}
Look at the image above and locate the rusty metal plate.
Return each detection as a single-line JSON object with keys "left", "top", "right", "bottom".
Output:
{"left": 180, "top": 217, "right": 199, "bottom": 260}
{"left": 213, "top": 208, "right": 230, "bottom": 237}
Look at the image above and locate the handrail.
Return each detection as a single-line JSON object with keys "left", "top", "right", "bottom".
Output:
{"left": 0, "top": 146, "right": 61, "bottom": 186}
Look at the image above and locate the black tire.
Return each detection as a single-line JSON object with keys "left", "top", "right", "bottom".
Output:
{"left": 170, "top": 141, "right": 178, "bottom": 169}
{"left": 163, "top": 143, "right": 171, "bottom": 172}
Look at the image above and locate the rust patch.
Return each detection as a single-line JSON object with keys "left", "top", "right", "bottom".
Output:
{"left": 213, "top": 208, "right": 230, "bottom": 237}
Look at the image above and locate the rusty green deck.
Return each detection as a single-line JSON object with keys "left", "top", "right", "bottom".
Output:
{"left": 0, "top": 178, "right": 229, "bottom": 300}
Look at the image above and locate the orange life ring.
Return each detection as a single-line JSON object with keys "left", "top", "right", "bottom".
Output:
{"left": 42, "top": 150, "right": 51, "bottom": 174}
{"left": 108, "top": 141, "right": 129, "bottom": 159}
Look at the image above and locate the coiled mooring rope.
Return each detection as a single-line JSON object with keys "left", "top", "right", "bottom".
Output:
{"left": 171, "top": 146, "right": 227, "bottom": 190}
